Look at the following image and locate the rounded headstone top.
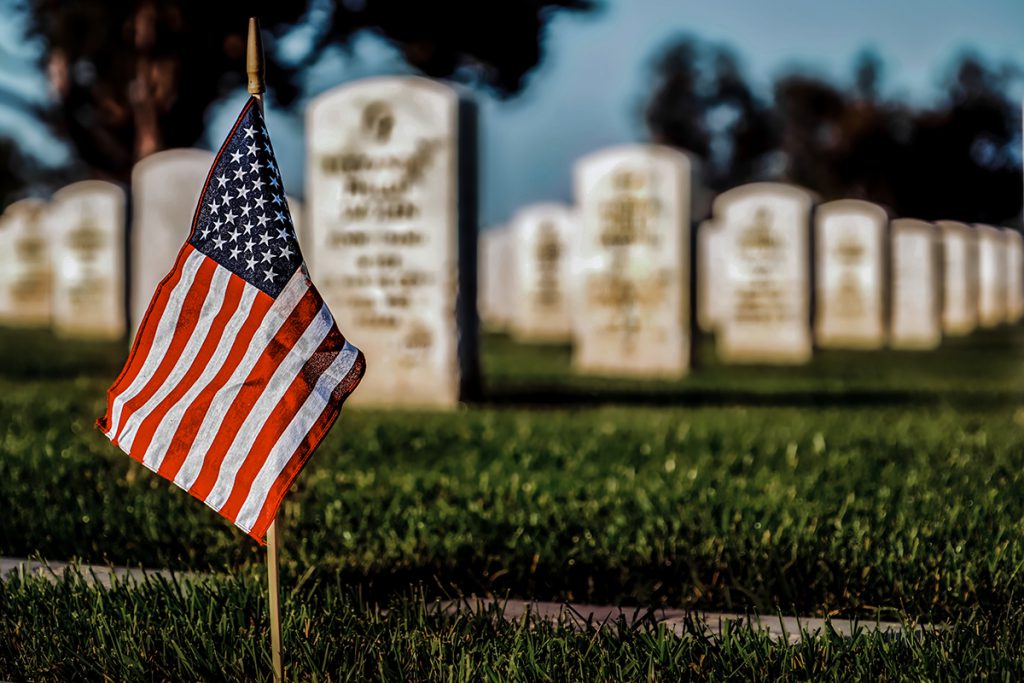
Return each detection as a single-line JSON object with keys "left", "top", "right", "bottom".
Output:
{"left": 308, "top": 76, "right": 459, "bottom": 114}
{"left": 972, "top": 223, "right": 1005, "bottom": 234}
{"left": 890, "top": 218, "right": 935, "bottom": 233}
{"left": 935, "top": 219, "right": 973, "bottom": 233}
{"left": 53, "top": 180, "right": 125, "bottom": 202}
{"left": 3, "top": 197, "right": 46, "bottom": 215}
{"left": 713, "top": 182, "right": 815, "bottom": 215}
{"left": 573, "top": 143, "right": 693, "bottom": 176}
{"left": 132, "top": 148, "right": 216, "bottom": 184}
{"left": 1, "top": 199, "right": 47, "bottom": 232}
{"left": 816, "top": 198, "right": 888, "bottom": 221}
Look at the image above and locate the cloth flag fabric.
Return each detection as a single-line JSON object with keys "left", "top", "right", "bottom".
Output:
{"left": 98, "top": 97, "right": 365, "bottom": 543}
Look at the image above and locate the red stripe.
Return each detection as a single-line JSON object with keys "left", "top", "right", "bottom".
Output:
{"left": 186, "top": 288, "right": 323, "bottom": 500}
{"left": 127, "top": 274, "right": 247, "bottom": 461}
{"left": 97, "top": 246, "right": 195, "bottom": 433}
{"left": 218, "top": 327, "right": 347, "bottom": 523}
{"left": 111, "top": 258, "right": 217, "bottom": 449}
{"left": 156, "top": 290, "right": 275, "bottom": 480}
{"left": 247, "top": 349, "right": 366, "bottom": 543}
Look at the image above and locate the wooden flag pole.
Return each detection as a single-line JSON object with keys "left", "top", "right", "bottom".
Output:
{"left": 247, "top": 16, "right": 284, "bottom": 683}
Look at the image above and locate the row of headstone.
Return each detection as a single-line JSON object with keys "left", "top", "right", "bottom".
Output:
{"left": 483, "top": 175, "right": 1024, "bottom": 378}
{"left": 0, "top": 185, "right": 125, "bottom": 338}
{"left": 2, "top": 75, "right": 1023, "bottom": 410}
{"left": 0, "top": 152, "right": 306, "bottom": 343}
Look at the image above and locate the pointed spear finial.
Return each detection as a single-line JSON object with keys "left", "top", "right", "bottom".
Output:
{"left": 247, "top": 16, "right": 265, "bottom": 96}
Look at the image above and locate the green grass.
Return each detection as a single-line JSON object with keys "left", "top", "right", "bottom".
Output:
{"left": 483, "top": 329, "right": 1024, "bottom": 402}
{"left": 3, "top": 326, "right": 1024, "bottom": 679}
{"left": 3, "top": 571, "right": 1023, "bottom": 682}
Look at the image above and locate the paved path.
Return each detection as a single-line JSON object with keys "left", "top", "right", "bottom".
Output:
{"left": 0, "top": 557, "right": 185, "bottom": 588}
{"left": 442, "top": 598, "right": 928, "bottom": 644}
{"left": 1, "top": 558, "right": 929, "bottom": 643}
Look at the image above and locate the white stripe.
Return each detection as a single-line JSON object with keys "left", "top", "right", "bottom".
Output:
{"left": 173, "top": 269, "right": 309, "bottom": 490}
{"left": 141, "top": 281, "right": 259, "bottom": 471}
{"left": 118, "top": 266, "right": 232, "bottom": 452}
{"left": 205, "top": 304, "right": 334, "bottom": 511}
{"left": 106, "top": 250, "right": 205, "bottom": 440}
{"left": 235, "top": 339, "right": 360, "bottom": 531}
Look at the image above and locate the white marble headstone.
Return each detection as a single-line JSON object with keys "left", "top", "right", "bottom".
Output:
{"left": 0, "top": 199, "right": 51, "bottom": 327}
{"left": 890, "top": 219, "right": 941, "bottom": 349}
{"left": 478, "top": 225, "right": 512, "bottom": 332}
{"left": 696, "top": 220, "right": 724, "bottom": 333}
{"left": 288, "top": 196, "right": 308, "bottom": 254}
{"left": 130, "top": 149, "right": 215, "bottom": 335}
{"left": 509, "top": 203, "right": 574, "bottom": 342}
{"left": 975, "top": 224, "right": 1008, "bottom": 328}
{"left": 306, "top": 76, "right": 477, "bottom": 407}
{"left": 936, "top": 221, "right": 978, "bottom": 336}
{"left": 0, "top": 213, "right": 11, "bottom": 323}
{"left": 713, "top": 183, "right": 813, "bottom": 363}
{"left": 813, "top": 200, "right": 887, "bottom": 349}
{"left": 46, "top": 181, "right": 126, "bottom": 339}
{"left": 1005, "top": 229, "right": 1024, "bottom": 323}
{"left": 572, "top": 144, "right": 691, "bottom": 378}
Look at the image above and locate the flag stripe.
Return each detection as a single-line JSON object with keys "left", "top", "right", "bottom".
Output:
{"left": 236, "top": 341, "right": 364, "bottom": 533}
{"left": 98, "top": 246, "right": 193, "bottom": 433}
{"left": 152, "top": 284, "right": 274, "bottom": 479}
{"left": 204, "top": 304, "right": 336, "bottom": 511}
{"left": 104, "top": 248, "right": 206, "bottom": 439}
{"left": 117, "top": 264, "right": 232, "bottom": 452}
{"left": 185, "top": 287, "right": 323, "bottom": 500}
{"left": 131, "top": 276, "right": 253, "bottom": 468}
{"left": 216, "top": 330, "right": 346, "bottom": 522}
{"left": 172, "top": 268, "right": 310, "bottom": 491}
{"left": 113, "top": 258, "right": 218, "bottom": 447}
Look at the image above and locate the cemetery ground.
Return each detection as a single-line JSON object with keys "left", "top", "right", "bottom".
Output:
{"left": 3, "top": 328, "right": 1024, "bottom": 679}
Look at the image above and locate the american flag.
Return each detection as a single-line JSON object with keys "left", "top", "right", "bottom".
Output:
{"left": 98, "top": 97, "right": 365, "bottom": 543}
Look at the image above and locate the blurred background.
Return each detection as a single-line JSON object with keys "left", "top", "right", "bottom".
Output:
{"left": 1, "top": 0, "right": 1021, "bottom": 226}
{"left": 6, "top": 4, "right": 1024, "bottom": 678}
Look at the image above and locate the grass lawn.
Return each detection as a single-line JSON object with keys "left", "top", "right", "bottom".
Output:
{"left": 2, "top": 326, "right": 1023, "bottom": 680}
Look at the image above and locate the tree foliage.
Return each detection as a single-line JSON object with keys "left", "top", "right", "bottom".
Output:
{"left": 12, "top": 0, "right": 593, "bottom": 182}
{"left": 647, "top": 36, "right": 1023, "bottom": 224}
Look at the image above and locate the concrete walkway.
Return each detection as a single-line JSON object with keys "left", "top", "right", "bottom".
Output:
{"left": 442, "top": 597, "right": 929, "bottom": 644}
{"left": 1, "top": 558, "right": 929, "bottom": 643}
{"left": 0, "top": 557, "right": 185, "bottom": 588}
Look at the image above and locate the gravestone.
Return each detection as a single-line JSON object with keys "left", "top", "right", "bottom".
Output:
{"left": 46, "top": 181, "right": 126, "bottom": 339}
{"left": 478, "top": 225, "right": 512, "bottom": 331}
{"left": 288, "top": 196, "right": 308, "bottom": 253}
{"left": 0, "top": 212, "right": 10, "bottom": 322}
{"left": 0, "top": 199, "right": 51, "bottom": 327}
{"left": 1005, "top": 229, "right": 1024, "bottom": 323}
{"left": 814, "top": 199, "right": 887, "bottom": 349}
{"left": 131, "top": 149, "right": 216, "bottom": 335}
{"left": 696, "top": 220, "right": 724, "bottom": 333}
{"left": 713, "top": 183, "right": 813, "bottom": 363}
{"left": 975, "top": 224, "right": 1008, "bottom": 327}
{"left": 572, "top": 144, "right": 691, "bottom": 378}
{"left": 306, "top": 76, "right": 478, "bottom": 407}
{"left": 936, "top": 221, "right": 978, "bottom": 336}
{"left": 509, "top": 203, "right": 574, "bottom": 342}
{"left": 890, "top": 219, "right": 941, "bottom": 349}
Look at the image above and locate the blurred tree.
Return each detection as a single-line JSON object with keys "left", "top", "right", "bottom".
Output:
{"left": 645, "top": 35, "right": 777, "bottom": 191}
{"left": 773, "top": 74, "right": 846, "bottom": 196}
{"left": 646, "top": 37, "right": 1023, "bottom": 223}
{"left": 12, "top": 0, "right": 593, "bottom": 183}
{"left": 0, "top": 137, "right": 35, "bottom": 206}
{"left": 896, "top": 55, "right": 1021, "bottom": 223}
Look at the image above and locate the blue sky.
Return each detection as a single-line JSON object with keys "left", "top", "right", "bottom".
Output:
{"left": 3, "top": 0, "right": 1024, "bottom": 226}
